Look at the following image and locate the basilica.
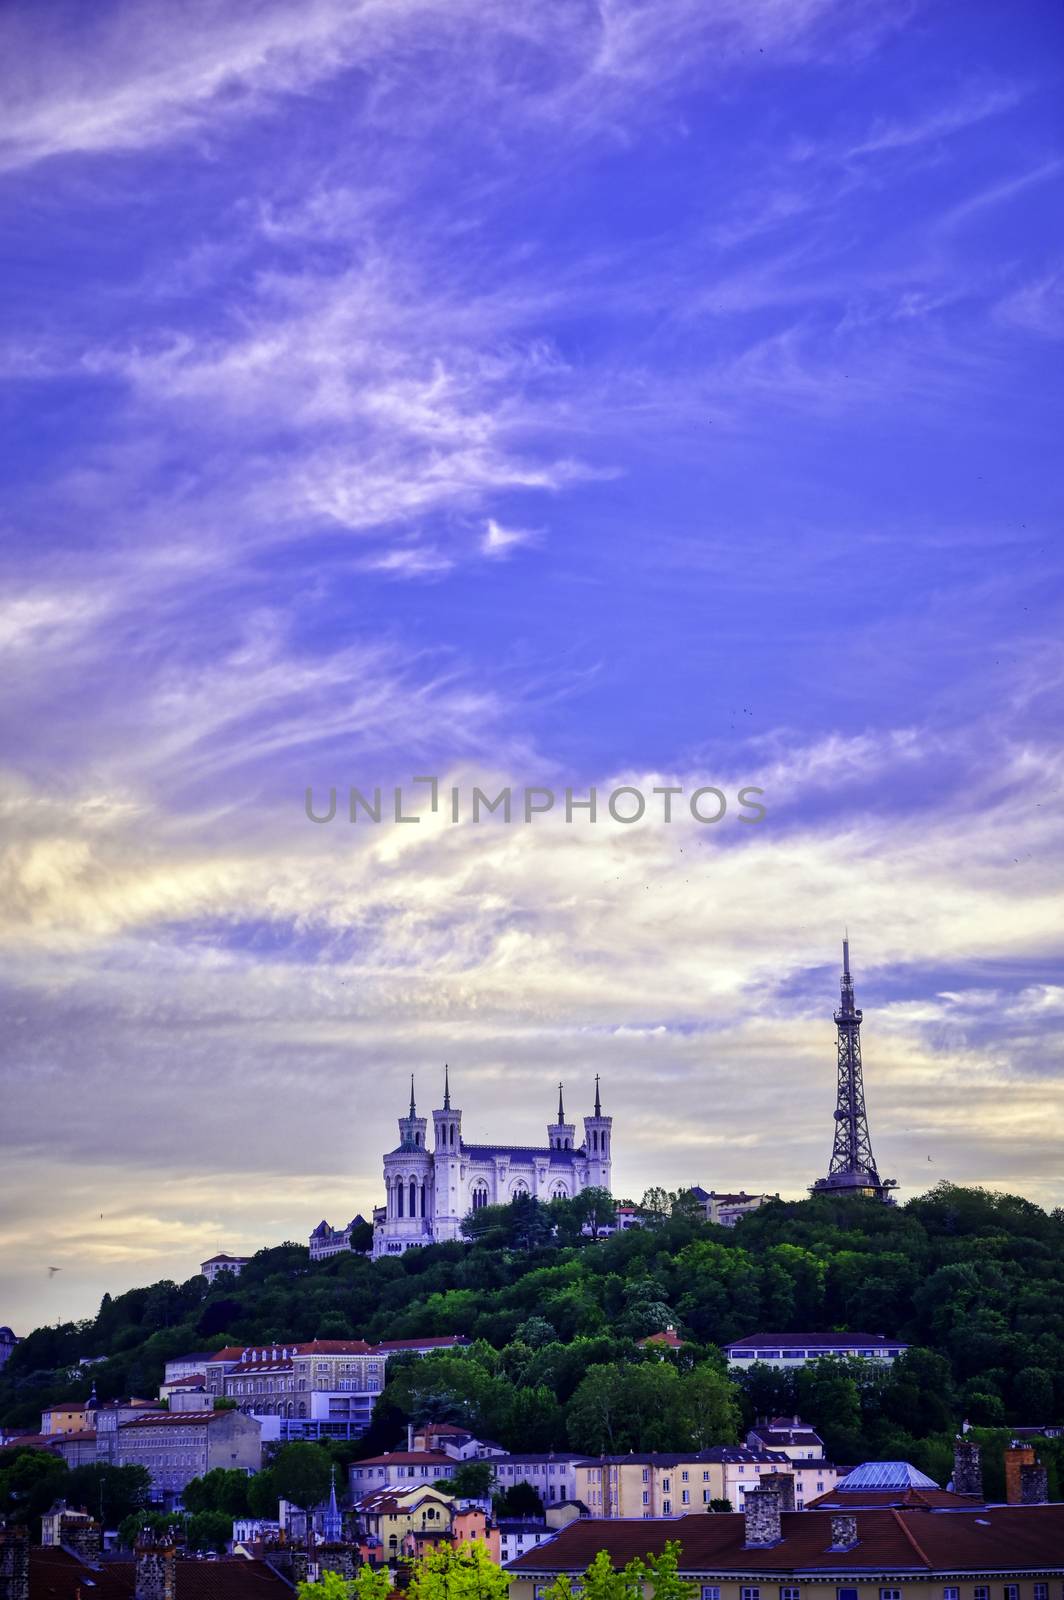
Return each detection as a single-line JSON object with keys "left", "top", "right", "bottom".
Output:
{"left": 371, "top": 1068, "right": 613, "bottom": 1257}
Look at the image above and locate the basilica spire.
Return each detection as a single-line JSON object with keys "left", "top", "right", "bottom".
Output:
{"left": 558, "top": 1081, "right": 565, "bottom": 1122}
{"left": 443, "top": 1062, "right": 451, "bottom": 1110}
{"left": 594, "top": 1073, "right": 601, "bottom": 1116}
{"left": 409, "top": 1074, "right": 416, "bottom": 1118}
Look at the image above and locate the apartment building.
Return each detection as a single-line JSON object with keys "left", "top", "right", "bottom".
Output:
{"left": 575, "top": 1447, "right": 836, "bottom": 1515}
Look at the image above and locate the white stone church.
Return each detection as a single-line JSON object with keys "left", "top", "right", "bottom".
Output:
{"left": 371, "top": 1068, "right": 613, "bottom": 1257}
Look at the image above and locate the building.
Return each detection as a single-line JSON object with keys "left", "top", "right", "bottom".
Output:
{"left": 724, "top": 1331, "right": 908, "bottom": 1369}
{"left": 373, "top": 1071, "right": 612, "bottom": 1258}
{"left": 159, "top": 1373, "right": 212, "bottom": 1411}
{"left": 309, "top": 1215, "right": 370, "bottom": 1260}
{"left": 352, "top": 1482, "right": 458, "bottom": 1555}
{"left": 688, "top": 1188, "right": 779, "bottom": 1227}
{"left": 48, "top": 1430, "right": 99, "bottom": 1467}
{"left": 115, "top": 1408, "right": 261, "bottom": 1503}
{"left": 40, "top": 1399, "right": 89, "bottom": 1436}
{"left": 0, "top": 1326, "right": 19, "bottom": 1370}
{"left": 505, "top": 1501, "right": 1064, "bottom": 1592}
{"left": 746, "top": 1416, "right": 827, "bottom": 1461}
{"left": 93, "top": 1398, "right": 167, "bottom": 1464}
{"left": 498, "top": 1520, "right": 554, "bottom": 1564}
{"left": 203, "top": 1334, "right": 468, "bottom": 1441}
{"left": 811, "top": 939, "right": 897, "bottom": 1203}
{"left": 411, "top": 1422, "right": 507, "bottom": 1459}
{"left": 808, "top": 1457, "right": 983, "bottom": 1511}
{"left": 200, "top": 1251, "right": 251, "bottom": 1282}
{"left": 491, "top": 1452, "right": 586, "bottom": 1505}
{"left": 350, "top": 1450, "right": 459, "bottom": 1494}
{"left": 637, "top": 1326, "right": 686, "bottom": 1352}
{"left": 163, "top": 1352, "right": 214, "bottom": 1383}
{"left": 574, "top": 1448, "right": 835, "bottom": 1516}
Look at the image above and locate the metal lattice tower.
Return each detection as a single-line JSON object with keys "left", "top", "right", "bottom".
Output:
{"left": 811, "top": 939, "right": 897, "bottom": 1203}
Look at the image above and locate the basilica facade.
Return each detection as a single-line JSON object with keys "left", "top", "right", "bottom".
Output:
{"left": 372, "top": 1069, "right": 613, "bottom": 1257}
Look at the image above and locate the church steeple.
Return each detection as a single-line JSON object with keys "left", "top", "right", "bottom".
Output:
{"left": 398, "top": 1075, "right": 427, "bottom": 1150}
{"left": 548, "top": 1081, "right": 575, "bottom": 1150}
{"left": 443, "top": 1062, "right": 451, "bottom": 1110}
{"left": 583, "top": 1076, "right": 612, "bottom": 1189}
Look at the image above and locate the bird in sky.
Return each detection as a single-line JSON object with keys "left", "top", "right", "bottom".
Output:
{"left": 48, "top": 1266, "right": 62, "bottom": 1276}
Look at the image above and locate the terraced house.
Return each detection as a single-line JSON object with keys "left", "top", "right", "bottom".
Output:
{"left": 575, "top": 1449, "right": 836, "bottom": 1517}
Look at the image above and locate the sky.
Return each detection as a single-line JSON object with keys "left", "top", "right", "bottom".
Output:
{"left": 1, "top": 0, "right": 1063, "bottom": 1335}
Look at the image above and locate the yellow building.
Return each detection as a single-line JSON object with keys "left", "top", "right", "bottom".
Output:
{"left": 353, "top": 1483, "right": 457, "bottom": 1559}
{"left": 39, "top": 1400, "right": 89, "bottom": 1436}
{"left": 574, "top": 1448, "right": 834, "bottom": 1516}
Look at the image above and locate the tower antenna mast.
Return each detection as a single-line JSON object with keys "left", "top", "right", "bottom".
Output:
{"left": 811, "top": 939, "right": 897, "bottom": 1203}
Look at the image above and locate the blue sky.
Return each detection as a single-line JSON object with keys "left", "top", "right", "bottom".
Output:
{"left": 1, "top": 0, "right": 1063, "bottom": 1331}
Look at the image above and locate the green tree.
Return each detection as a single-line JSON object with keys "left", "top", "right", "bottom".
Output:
{"left": 187, "top": 1508, "right": 233, "bottom": 1551}
{"left": 274, "top": 1442, "right": 333, "bottom": 1551}
{"left": 444, "top": 1459, "right": 494, "bottom": 1498}
{"left": 678, "top": 1363, "right": 741, "bottom": 1447}
{"left": 406, "top": 1541, "right": 510, "bottom": 1600}
{"left": 571, "top": 1188, "right": 617, "bottom": 1240}
{"left": 247, "top": 1466, "right": 280, "bottom": 1521}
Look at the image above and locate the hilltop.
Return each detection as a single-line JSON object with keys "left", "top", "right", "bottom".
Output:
{"left": 2, "top": 1183, "right": 1062, "bottom": 1490}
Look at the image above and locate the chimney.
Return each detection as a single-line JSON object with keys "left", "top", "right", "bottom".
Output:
{"left": 1020, "top": 1462, "right": 1049, "bottom": 1505}
{"left": 829, "top": 1513, "right": 858, "bottom": 1551}
{"left": 135, "top": 1539, "right": 176, "bottom": 1600}
{"left": 761, "top": 1472, "right": 795, "bottom": 1511}
{"left": 1004, "top": 1442, "right": 1036, "bottom": 1504}
{"left": 952, "top": 1436, "right": 983, "bottom": 1498}
{"left": 743, "top": 1487, "right": 781, "bottom": 1548}
{"left": 0, "top": 1524, "right": 30, "bottom": 1600}
{"left": 63, "top": 1517, "right": 102, "bottom": 1563}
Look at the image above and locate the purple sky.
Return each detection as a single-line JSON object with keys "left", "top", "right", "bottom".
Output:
{"left": 1, "top": 0, "right": 1063, "bottom": 1332}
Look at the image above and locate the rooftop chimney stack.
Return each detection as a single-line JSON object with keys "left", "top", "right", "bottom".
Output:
{"left": 1004, "top": 1442, "right": 1037, "bottom": 1504}
{"left": 1020, "top": 1461, "right": 1049, "bottom": 1504}
{"left": 829, "top": 1512, "right": 858, "bottom": 1551}
{"left": 0, "top": 1524, "right": 31, "bottom": 1600}
{"left": 761, "top": 1471, "right": 795, "bottom": 1511}
{"left": 952, "top": 1436, "right": 983, "bottom": 1498}
{"left": 134, "top": 1538, "right": 176, "bottom": 1600}
{"left": 743, "top": 1487, "right": 781, "bottom": 1548}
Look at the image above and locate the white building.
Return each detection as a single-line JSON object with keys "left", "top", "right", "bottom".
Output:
{"left": 200, "top": 1253, "right": 251, "bottom": 1283}
{"left": 491, "top": 1452, "right": 586, "bottom": 1505}
{"left": 373, "top": 1071, "right": 612, "bottom": 1258}
{"left": 724, "top": 1332, "right": 909, "bottom": 1369}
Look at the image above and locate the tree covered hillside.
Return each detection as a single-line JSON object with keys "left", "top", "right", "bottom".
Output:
{"left": 3, "top": 1184, "right": 1062, "bottom": 1487}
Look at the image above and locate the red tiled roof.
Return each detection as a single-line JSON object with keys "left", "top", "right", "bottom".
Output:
{"left": 163, "top": 1373, "right": 207, "bottom": 1387}
{"left": 353, "top": 1451, "right": 455, "bottom": 1467}
{"left": 208, "top": 1335, "right": 468, "bottom": 1361}
{"left": 30, "top": 1547, "right": 292, "bottom": 1598}
{"left": 119, "top": 1412, "right": 230, "bottom": 1429}
{"left": 806, "top": 1486, "right": 984, "bottom": 1510}
{"left": 725, "top": 1331, "right": 903, "bottom": 1349}
{"left": 637, "top": 1328, "right": 684, "bottom": 1349}
{"left": 505, "top": 1506, "right": 1064, "bottom": 1574}
{"left": 42, "top": 1400, "right": 87, "bottom": 1412}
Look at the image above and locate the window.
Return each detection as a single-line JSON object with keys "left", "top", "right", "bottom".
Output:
{"left": 681, "top": 1470, "right": 689, "bottom": 1482}
{"left": 642, "top": 1491, "right": 649, "bottom": 1506}
{"left": 662, "top": 1499, "right": 671, "bottom": 1515}
{"left": 942, "top": 1591, "right": 959, "bottom": 1600}
{"left": 836, "top": 1592, "right": 858, "bottom": 1600}
{"left": 1032, "top": 1588, "right": 1048, "bottom": 1600}
{"left": 781, "top": 1350, "right": 805, "bottom": 1359}
{"left": 702, "top": 1490, "right": 710, "bottom": 1504}
{"left": 662, "top": 1478, "right": 671, "bottom": 1492}
{"left": 741, "top": 1590, "right": 760, "bottom": 1600}
{"left": 701, "top": 1589, "right": 720, "bottom": 1600}
{"left": 880, "top": 1591, "right": 902, "bottom": 1600}
{"left": 780, "top": 1590, "right": 800, "bottom": 1600}
{"left": 703, "top": 1470, "right": 710, "bottom": 1480}
{"left": 1003, "top": 1589, "right": 1019, "bottom": 1600}
{"left": 681, "top": 1490, "right": 689, "bottom": 1505}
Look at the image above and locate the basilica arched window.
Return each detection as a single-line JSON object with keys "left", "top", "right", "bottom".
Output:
{"left": 551, "top": 1182, "right": 568, "bottom": 1200}
{"left": 420, "top": 1182, "right": 427, "bottom": 1216}
{"left": 471, "top": 1182, "right": 489, "bottom": 1211}
{"left": 396, "top": 1180, "right": 404, "bottom": 1218}
{"left": 511, "top": 1179, "right": 529, "bottom": 1198}
{"left": 409, "top": 1178, "right": 417, "bottom": 1216}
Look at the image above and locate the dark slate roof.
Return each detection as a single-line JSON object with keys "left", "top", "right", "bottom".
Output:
{"left": 725, "top": 1331, "right": 904, "bottom": 1349}
{"left": 462, "top": 1144, "right": 584, "bottom": 1162}
{"left": 504, "top": 1505, "right": 1064, "bottom": 1576}
{"left": 574, "top": 1448, "right": 784, "bottom": 1467}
